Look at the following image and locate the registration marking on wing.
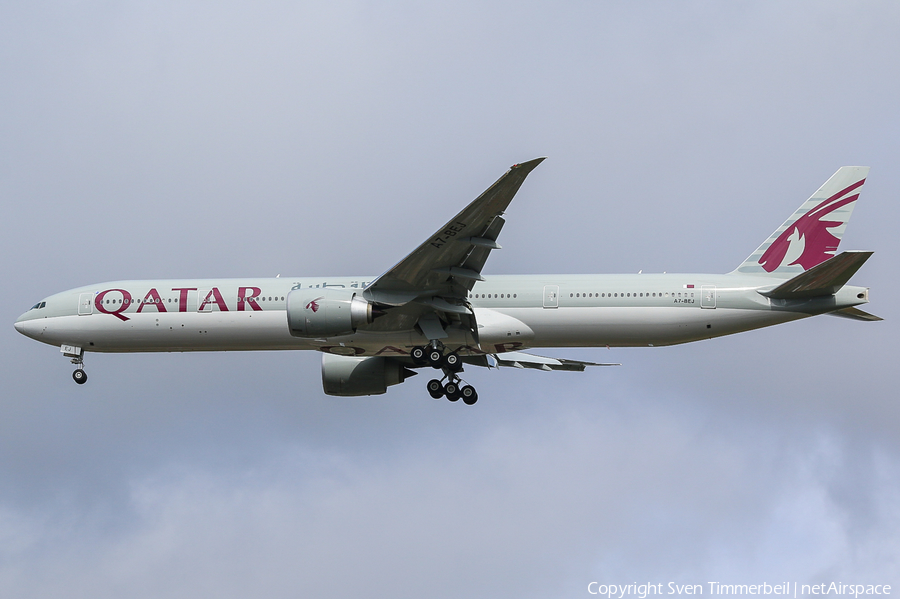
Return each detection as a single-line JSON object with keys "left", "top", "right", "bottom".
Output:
{"left": 429, "top": 221, "right": 467, "bottom": 249}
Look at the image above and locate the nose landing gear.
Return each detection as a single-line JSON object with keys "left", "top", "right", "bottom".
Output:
{"left": 62, "top": 345, "right": 88, "bottom": 385}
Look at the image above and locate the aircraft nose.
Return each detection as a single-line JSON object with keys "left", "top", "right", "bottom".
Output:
{"left": 14, "top": 315, "right": 28, "bottom": 336}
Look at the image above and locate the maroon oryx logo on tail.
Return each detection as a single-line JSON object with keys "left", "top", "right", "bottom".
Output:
{"left": 759, "top": 179, "right": 865, "bottom": 272}
{"left": 306, "top": 297, "right": 324, "bottom": 313}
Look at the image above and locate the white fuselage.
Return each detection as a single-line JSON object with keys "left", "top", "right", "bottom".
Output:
{"left": 14, "top": 273, "right": 869, "bottom": 358}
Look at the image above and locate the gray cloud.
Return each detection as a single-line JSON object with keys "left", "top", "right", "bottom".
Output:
{"left": 1, "top": 0, "right": 898, "bottom": 596}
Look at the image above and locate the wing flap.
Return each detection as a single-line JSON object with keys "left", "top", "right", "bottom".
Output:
{"left": 492, "top": 351, "right": 619, "bottom": 372}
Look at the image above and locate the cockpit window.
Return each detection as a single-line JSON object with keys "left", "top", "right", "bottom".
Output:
{"left": 30, "top": 301, "right": 46, "bottom": 310}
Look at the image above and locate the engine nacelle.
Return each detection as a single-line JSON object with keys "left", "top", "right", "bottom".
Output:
{"left": 286, "top": 288, "right": 374, "bottom": 338}
{"left": 321, "top": 354, "right": 416, "bottom": 396}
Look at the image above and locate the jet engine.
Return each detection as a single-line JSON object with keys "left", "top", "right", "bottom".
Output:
{"left": 286, "top": 288, "right": 375, "bottom": 338}
{"left": 321, "top": 354, "right": 417, "bottom": 396}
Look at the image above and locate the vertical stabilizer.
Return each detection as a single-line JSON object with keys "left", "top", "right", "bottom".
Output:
{"left": 733, "top": 166, "right": 869, "bottom": 276}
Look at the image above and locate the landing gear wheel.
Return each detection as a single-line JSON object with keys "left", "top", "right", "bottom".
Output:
{"left": 443, "top": 351, "right": 462, "bottom": 372}
{"left": 410, "top": 346, "right": 427, "bottom": 366}
{"left": 428, "top": 348, "right": 444, "bottom": 369}
{"left": 444, "top": 381, "right": 460, "bottom": 402}
{"left": 427, "top": 379, "right": 444, "bottom": 399}
{"left": 72, "top": 369, "right": 87, "bottom": 385}
{"left": 461, "top": 385, "right": 478, "bottom": 405}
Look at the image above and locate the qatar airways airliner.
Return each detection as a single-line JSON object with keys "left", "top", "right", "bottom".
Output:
{"left": 15, "top": 158, "right": 878, "bottom": 404}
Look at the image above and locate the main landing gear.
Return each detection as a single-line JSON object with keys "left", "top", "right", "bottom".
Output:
{"left": 410, "top": 345, "right": 462, "bottom": 372}
{"left": 411, "top": 345, "right": 478, "bottom": 405}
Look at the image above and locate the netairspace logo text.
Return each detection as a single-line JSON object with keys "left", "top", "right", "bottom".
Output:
{"left": 587, "top": 582, "right": 892, "bottom": 598}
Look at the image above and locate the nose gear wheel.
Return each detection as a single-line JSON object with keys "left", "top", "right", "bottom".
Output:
{"left": 69, "top": 353, "right": 88, "bottom": 385}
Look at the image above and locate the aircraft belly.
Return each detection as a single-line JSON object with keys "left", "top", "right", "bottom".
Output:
{"left": 501, "top": 307, "right": 803, "bottom": 347}
{"left": 30, "top": 304, "right": 808, "bottom": 355}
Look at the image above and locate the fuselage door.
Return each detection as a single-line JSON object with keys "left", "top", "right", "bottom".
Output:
{"left": 542, "top": 285, "right": 559, "bottom": 309}
{"left": 701, "top": 285, "right": 717, "bottom": 309}
{"left": 78, "top": 292, "right": 93, "bottom": 315}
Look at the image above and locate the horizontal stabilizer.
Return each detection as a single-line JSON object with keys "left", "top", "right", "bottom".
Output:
{"left": 759, "top": 250, "right": 873, "bottom": 300}
{"left": 492, "top": 351, "right": 619, "bottom": 371}
{"left": 828, "top": 307, "right": 883, "bottom": 322}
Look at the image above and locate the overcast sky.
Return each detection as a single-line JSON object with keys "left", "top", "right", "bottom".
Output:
{"left": 1, "top": 1, "right": 899, "bottom": 597}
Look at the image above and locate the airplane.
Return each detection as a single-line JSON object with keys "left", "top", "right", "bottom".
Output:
{"left": 14, "top": 158, "right": 880, "bottom": 405}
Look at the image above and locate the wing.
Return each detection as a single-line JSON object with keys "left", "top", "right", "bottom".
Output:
{"left": 363, "top": 157, "right": 545, "bottom": 307}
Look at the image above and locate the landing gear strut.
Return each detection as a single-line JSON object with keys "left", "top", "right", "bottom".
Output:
{"left": 68, "top": 351, "right": 88, "bottom": 385}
